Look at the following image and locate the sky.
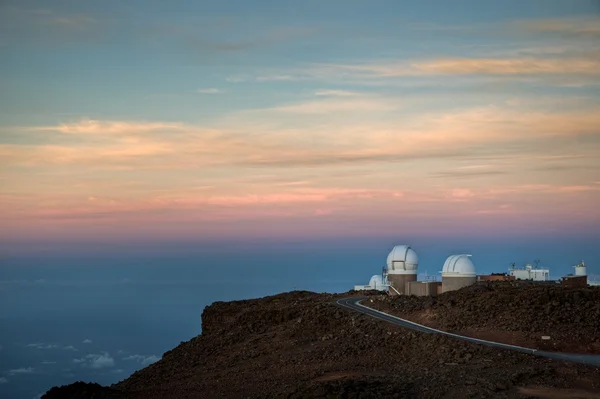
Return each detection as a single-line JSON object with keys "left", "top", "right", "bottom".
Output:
{"left": 0, "top": 2, "right": 599, "bottom": 397}
{"left": 1, "top": 0, "right": 600, "bottom": 249}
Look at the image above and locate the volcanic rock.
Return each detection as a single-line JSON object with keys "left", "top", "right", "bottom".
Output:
{"left": 42, "top": 289, "right": 600, "bottom": 398}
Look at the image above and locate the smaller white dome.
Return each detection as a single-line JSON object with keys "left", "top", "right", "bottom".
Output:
{"left": 387, "top": 245, "right": 419, "bottom": 275}
{"left": 442, "top": 254, "right": 476, "bottom": 277}
{"left": 369, "top": 274, "right": 384, "bottom": 289}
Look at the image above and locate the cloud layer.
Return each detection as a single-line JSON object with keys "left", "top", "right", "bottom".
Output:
{"left": 1, "top": 12, "right": 599, "bottom": 241}
{"left": 73, "top": 353, "right": 115, "bottom": 369}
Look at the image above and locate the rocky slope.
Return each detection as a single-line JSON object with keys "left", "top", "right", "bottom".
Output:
{"left": 369, "top": 281, "right": 600, "bottom": 353}
{"left": 43, "top": 289, "right": 600, "bottom": 398}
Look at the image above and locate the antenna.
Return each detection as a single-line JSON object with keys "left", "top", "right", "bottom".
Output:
{"left": 534, "top": 259, "right": 540, "bottom": 268}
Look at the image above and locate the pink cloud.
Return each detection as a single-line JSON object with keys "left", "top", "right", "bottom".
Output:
{"left": 449, "top": 188, "right": 476, "bottom": 199}
{"left": 314, "top": 208, "right": 334, "bottom": 216}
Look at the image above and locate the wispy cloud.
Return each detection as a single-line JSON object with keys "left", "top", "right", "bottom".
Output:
{"left": 2, "top": 103, "right": 599, "bottom": 172}
{"left": 486, "top": 184, "right": 600, "bottom": 196}
{"left": 226, "top": 75, "right": 247, "bottom": 83}
{"left": 82, "top": 339, "right": 92, "bottom": 344}
{"left": 73, "top": 353, "right": 114, "bottom": 369}
{"left": 159, "top": 23, "right": 316, "bottom": 62}
{"left": 2, "top": 13, "right": 599, "bottom": 238}
{"left": 315, "top": 89, "right": 360, "bottom": 97}
{"left": 8, "top": 188, "right": 402, "bottom": 222}
{"left": 431, "top": 170, "right": 508, "bottom": 179}
{"left": 89, "top": 353, "right": 114, "bottom": 369}
{"left": 26, "top": 343, "right": 58, "bottom": 349}
{"left": 51, "top": 15, "right": 96, "bottom": 28}
{"left": 520, "top": 17, "right": 600, "bottom": 38}
{"left": 0, "top": 6, "right": 106, "bottom": 48}
{"left": 63, "top": 345, "right": 78, "bottom": 351}
{"left": 268, "top": 97, "right": 398, "bottom": 113}
{"left": 413, "top": 56, "right": 600, "bottom": 76}
{"left": 0, "top": 377, "right": 7, "bottom": 384}
{"left": 303, "top": 53, "right": 600, "bottom": 81}
{"left": 8, "top": 367, "right": 34, "bottom": 376}
{"left": 32, "top": 118, "right": 184, "bottom": 135}
{"left": 197, "top": 88, "right": 222, "bottom": 94}
{"left": 449, "top": 188, "right": 476, "bottom": 199}
{"left": 256, "top": 74, "right": 296, "bottom": 82}
{"left": 3, "top": 7, "right": 98, "bottom": 29}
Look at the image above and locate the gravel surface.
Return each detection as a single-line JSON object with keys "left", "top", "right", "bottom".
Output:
{"left": 368, "top": 281, "right": 600, "bottom": 354}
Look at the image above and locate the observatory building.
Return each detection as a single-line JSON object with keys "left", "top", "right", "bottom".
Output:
{"left": 441, "top": 254, "right": 476, "bottom": 293}
{"left": 561, "top": 261, "right": 588, "bottom": 288}
{"left": 509, "top": 262, "right": 549, "bottom": 281}
{"left": 386, "top": 245, "right": 419, "bottom": 295}
{"left": 574, "top": 261, "right": 587, "bottom": 277}
{"left": 354, "top": 274, "right": 389, "bottom": 292}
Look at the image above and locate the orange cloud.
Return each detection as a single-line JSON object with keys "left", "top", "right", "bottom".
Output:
{"left": 309, "top": 54, "right": 600, "bottom": 79}
{"left": 33, "top": 118, "right": 184, "bottom": 135}
{"left": 413, "top": 57, "right": 600, "bottom": 76}
{"left": 3, "top": 103, "right": 600, "bottom": 171}
{"left": 0, "top": 142, "right": 173, "bottom": 166}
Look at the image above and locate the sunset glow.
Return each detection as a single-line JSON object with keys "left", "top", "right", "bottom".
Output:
{"left": 1, "top": 2, "right": 599, "bottom": 247}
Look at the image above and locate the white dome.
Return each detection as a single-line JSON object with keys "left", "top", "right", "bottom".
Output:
{"left": 442, "top": 254, "right": 476, "bottom": 277}
{"left": 369, "top": 274, "right": 384, "bottom": 289}
{"left": 387, "top": 245, "right": 419, "bottom": 275}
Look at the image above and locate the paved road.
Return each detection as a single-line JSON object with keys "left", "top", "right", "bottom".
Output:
{"left": 336, "top": 297, "right": 600, "bottom": 368}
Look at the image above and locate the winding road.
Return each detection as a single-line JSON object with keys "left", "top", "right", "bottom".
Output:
{"left": 336, "top": 297, "right": 600, "bottom": 368}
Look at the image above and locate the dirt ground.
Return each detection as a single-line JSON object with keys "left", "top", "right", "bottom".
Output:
{"left": 367, "top": 281, "right": 600, "bottom": 354}
{"left": 42, "top": 289, "right": 600, "bottom": 398}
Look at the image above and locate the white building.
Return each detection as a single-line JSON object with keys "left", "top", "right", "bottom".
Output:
{"left": 574, "top": 261, "right": 587, "bottom": 276}
{"left": 509, "top": 263, "right": 549, "bottom": 281}
{"left": 441, "top": 254, "right": 477, "bottom": 292}
{"left": 354, "top": 274, "right": 389, "bottom": 291}
{"left": 386, "top": 245, "right": 419, "bottom": 295}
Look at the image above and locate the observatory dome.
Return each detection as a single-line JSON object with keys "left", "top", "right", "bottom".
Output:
{"left": 369, "top": 274, "right": 385, "bottom": 289}
{"left": 386, "top": 245, "right": 419, "bottom": 275}
{"left": 442, "top": 254, "right": 476, "bottom": 277}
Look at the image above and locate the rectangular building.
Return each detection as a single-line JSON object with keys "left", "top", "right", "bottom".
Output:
{"left": 561, "top": 275, "right": 587, "bottom": 289}
{"left": 509, "top": 265, "right": 549, "bottom": 281}
{"left": 405, "top": 281, "right": 441, "bottom": 297}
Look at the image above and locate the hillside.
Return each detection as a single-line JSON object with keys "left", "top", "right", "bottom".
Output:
{"left": 369, "top": 281, "right": 600, "bottom": 354}
{"left": 43, "top": 290, "right": 600, "bottom": 398}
